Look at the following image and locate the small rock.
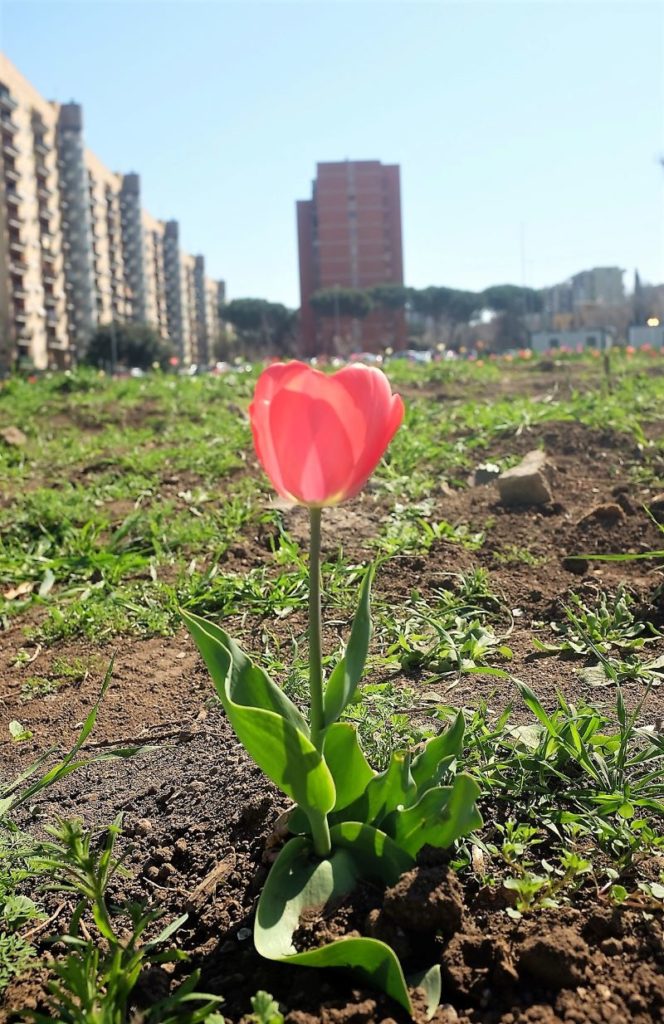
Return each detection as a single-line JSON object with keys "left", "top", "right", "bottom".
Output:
{"left": 174, "top": 838, "right": 188, "bottom": 857}
{"left": 497, "top": 450, "right": 553, "bottom": 506}
{"left": 158, "top": 862, "right": 176, "bottom": 882}
{"left": 0, "top": 426, "right": 27, "bottom": 447}
{"left": 561, "top": 556, "right": 589, "bottom": 576}
{"left": 132, "top": 817, "right": 153, "bottom": 836}
{"left": 471, "top": 462, "right": 501, "bottom": 487}
{"left": 648, "top": 492, "right": 664, "bottom": 524}
{"left": 615, "top": 492, "right": 636, "bottom": 515}
{"left": 600, "top": 937, "right": 622, "bottom": 956}
{"left": 576, "top": 503, "right": 625, "bottom": 527}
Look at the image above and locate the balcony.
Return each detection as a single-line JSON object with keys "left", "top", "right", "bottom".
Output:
{"left": 37, "top": 185, "right": 52, "bottom": 201}
{"left": 44, "top": 293, "right": 57, "bottom": 307}
{"left": 14, "top": 310, "right": 27, "bottom": 324}
{"left": 42, "top": 249, "right": 57, "bottom": 263}
{"left": 12, "top": 288, "right": 27, "bottom": 300}
{"left": 4, "top": 165, "right": 19, "bottom": 183}
{"left": 9, "top": 260, "right": 26, "bottom": 276}
{"left": 42, "top": 272, "right": 56, "bottom": 285}
{"left": 35, "top": 159, "right": 49, "bottom": 179}
{"left": 0, "top": 114, "right": 16, "bottom": 134}
{"left": 9, "top": 237, "right": 25, "bottom": 254}
{"left": 2, "top": 138, "right": 18, "bottom": 159}
{"left": 0, "top": 91, "right": 18, "bottom": 113}
{"left": 34, "top": 138, "right": 49, "bottom": 157}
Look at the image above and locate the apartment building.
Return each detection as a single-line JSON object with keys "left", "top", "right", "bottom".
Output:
{"left": 141, "top": 209, "right": 169, "bottom": 341}
{"left": 0, "top": 56, "right": 70, "bottom": 371}
{"left": 0, "top": 54, "right": 226, "bottom": 371}
{"left": 297, "top": 160, "right": 406, "bottom": 356}
{"left": 84, "top": 149, "right": 130, "bottom": 325}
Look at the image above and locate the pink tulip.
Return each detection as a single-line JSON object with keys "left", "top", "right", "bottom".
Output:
{"left": 249, "top": 361, "right": 404, "bottom": 506}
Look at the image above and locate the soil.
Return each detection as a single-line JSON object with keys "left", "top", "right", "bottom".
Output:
{"left": 1, "top": 370, "right": 664, "bottom": 1023}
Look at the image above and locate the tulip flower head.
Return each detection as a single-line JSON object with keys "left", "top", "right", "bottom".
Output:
{"left": 249, "top": 361, "right": 404, "bottom": 507}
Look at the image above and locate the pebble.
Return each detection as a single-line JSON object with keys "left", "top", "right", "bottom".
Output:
{"left": 133, "top": 818, "right": 153, "bottom": 836}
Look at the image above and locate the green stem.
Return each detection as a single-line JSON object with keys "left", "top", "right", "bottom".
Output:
{"left": 308, "top": 506, "right": 331, "bottom": 858}
{"left": 309, "top": 506, "right": 324, "bottom": 746}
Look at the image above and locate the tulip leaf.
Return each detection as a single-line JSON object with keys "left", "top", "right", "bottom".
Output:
{"left": 411, "top": 712, "right": 465, "bottom": 794}
{"left": 324, "top": 723, "right": 375, "bottom": 811}
{"left": 254, "top": 835, "right": 412, "bottom": 1015}
{"left": 329, "top": 821, "right": 413, "bottom": 885}
{"left": 389, "top": 774, "right": 482, "bottom": 857}
{"left": 182, "top": 610, "right": 335, "bottom": 817}
{"left": 323, "top": 565, "right": 375, "bottom": 727}
{"left": 334, "top": 750, "right": 417, "bottom": 828}
{"left": 182, "top": 609, "right": 309, "bottom": 734}
{"left": 408, "top": 965, "right": 441, "bottom": 1021}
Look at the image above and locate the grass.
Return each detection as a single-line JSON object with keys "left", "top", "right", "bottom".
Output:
{"left": 1, "top": 354, "right": 663, "bottom": 1015}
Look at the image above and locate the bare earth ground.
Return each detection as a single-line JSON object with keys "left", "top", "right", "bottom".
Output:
{"left": 1, "top": 367, "right": 663, "bottom": 1023}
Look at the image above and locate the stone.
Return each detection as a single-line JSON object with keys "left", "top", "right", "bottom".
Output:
{"left": 648, "top": 492, "right": 664, "bottom": 524}
{"left": 497, "top": 450, "right": 553, "bottom": 506}
{"left": 576, "top": 502, "right": 625, "bottom": 528}
{"left": 561, "top": 556, "right": 588, "bottom": 576}
{"left": 0, "top": 426, "right": 27, "bottom": 447}
{"left": 470, "top": 462, "right": 501, "bottom": 486}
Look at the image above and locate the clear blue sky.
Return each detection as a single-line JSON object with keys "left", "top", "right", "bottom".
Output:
{"left": 3, "top": 0, "right": 663, "bottom": 305}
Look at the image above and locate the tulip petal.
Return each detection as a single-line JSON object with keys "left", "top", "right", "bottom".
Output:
{"left": 248, "top": 361, "right": 404, "bottom": 506}
{"left": 250, "top": 363, "right": 309, "bottom": 498}
{"left": 269, "top": 388, "right": 356, "bottom": 505}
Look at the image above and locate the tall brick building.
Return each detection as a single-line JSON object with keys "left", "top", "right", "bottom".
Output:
{"left": 296, "top": 160, "right": 405, "bottom": 356}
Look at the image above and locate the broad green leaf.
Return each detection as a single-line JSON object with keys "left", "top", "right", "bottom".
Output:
{"left": 408, "top": 964, "right": 441, "bottom": 1020}
{"left": 336, "top": 750, "right": 416, "bottom": 828}
{"left": 329, "top": 821, "right": 413, "bottom": 885}
{"left": 411, "top": 712, "right": 464, "bottom": 793}
{"left": 323, "top": 565, "right": 375, "bottom": 726}
{"left": 389, "top": 774, "right": 482, "bottom": 857}
{"left": 255, "top": 836, "right": 412, "bottom": 1014}
{"left": 324, "top": 723, "right": 375, "bottom": 811}
{"left": 182, "top": 609, "right": 309, "bottom": 735}
{"left": 182, "top": 610, "right": 335, "bottom": 817}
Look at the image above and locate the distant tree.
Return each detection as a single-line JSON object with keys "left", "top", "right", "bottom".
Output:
{"left": 482, "top": 285, "right": 543, "bottom": 315}
{"left": 369, "top": 284, "right": 409, "bottom": 311}
{"left": 310, "top": 287, "right": 373, "bottom": 320}
{"left": 85, "top": 322, "right": 173, "bottom": 370}
{"left": 409, "top": 286, "right": 480, "bottom": 345}
{"left": 223, "top": 298, "right": 297, "bottom": 355}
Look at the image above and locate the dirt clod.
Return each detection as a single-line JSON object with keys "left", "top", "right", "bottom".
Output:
{"left": 518, "top": 927, "right": 590, "bottom": 989}
{"left": 383, "top": 866, "right": 464, "bottom": 936}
